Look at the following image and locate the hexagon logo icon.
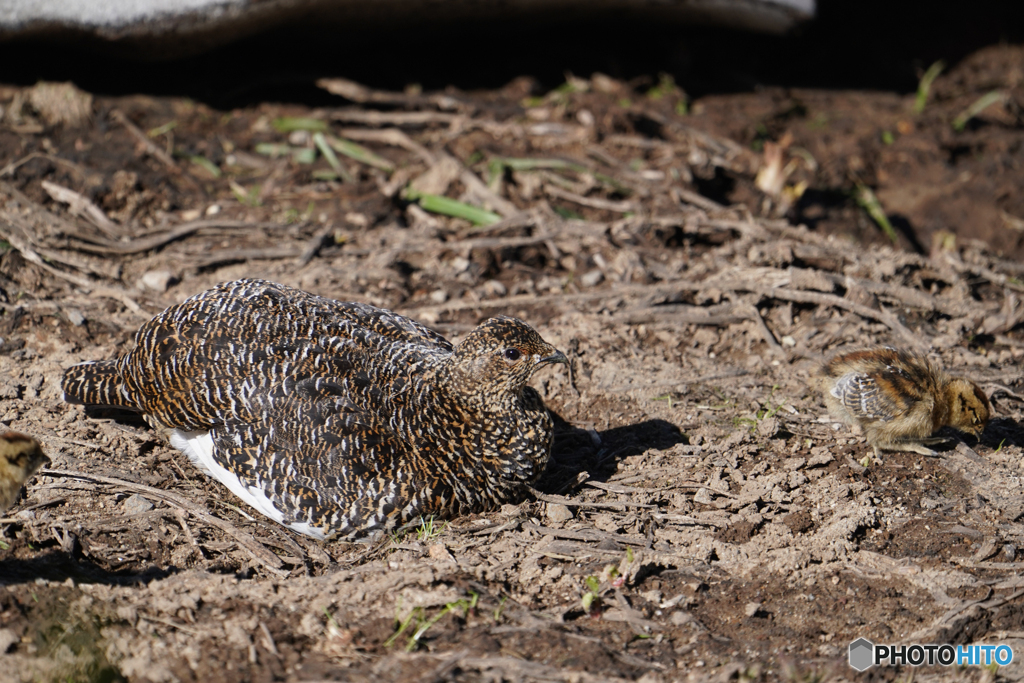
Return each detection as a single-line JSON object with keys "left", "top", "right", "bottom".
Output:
{"left": 849, "top": 638, "right": 874, "bottom": 671}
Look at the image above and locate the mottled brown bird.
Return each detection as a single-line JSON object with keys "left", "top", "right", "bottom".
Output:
{"left": 817, "top": 347, "right": 990, "bottom": 455}
{"left": 0, "top": 432, "right": 49, "bottom": 513}
{"left": 62, "top": 279, "right": 567, "bottom": 539}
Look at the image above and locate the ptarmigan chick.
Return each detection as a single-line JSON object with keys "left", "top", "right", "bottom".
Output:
{"left": 0, "top": 432, "right": 49, "bottom": 513}
{"left": 62, "top": 279, "right": 567, "bottom": 540}
{"left": 817, "top": 347, "right": 990, "bottom": 455}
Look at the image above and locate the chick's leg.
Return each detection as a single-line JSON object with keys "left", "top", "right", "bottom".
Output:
{"left": 870, "top": 438, "right": 945, "bottom": 456}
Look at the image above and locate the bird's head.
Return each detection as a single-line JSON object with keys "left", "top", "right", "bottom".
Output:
{"left": 946, "top": 379, "right": 991, "bottom": 437}
{"left": 0, "top": 432, "right": 49, "bottom": 481}
{"left": 448, "top": 316, "right": 567, "bottom": 408}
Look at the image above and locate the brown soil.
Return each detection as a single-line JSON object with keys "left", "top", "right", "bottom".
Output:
{"left": 2, "top": 41, "right": 1024, "bottom": 683}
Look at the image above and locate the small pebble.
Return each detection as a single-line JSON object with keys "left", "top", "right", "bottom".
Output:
{"left": 140, "top": 270, "right": 178, "bottom": 293}
{"left": 123, "top": 493, "right": 154, "bottom": 515}
{"left": 693, "top": 488, "right": 714, "bottom": 505}
{"left": 670, "top": 611, "right": 690, "bottom": 625}
{"left": 428, "top": 543, "right": 455, "bottom": 563}
{"left": 66, "top": 309, "right": 86, "bottom": 326}
{"left": 579, "top": 270, "right": 604, "bottom": 287}
{"left": 480, "top": 280, "right": 507, "bottom": 298}
{"left": 545, "top": 502, "right": 573, "bottom": 523}
{"left": 0, "top": 628, "right": 17, "bottom": 654}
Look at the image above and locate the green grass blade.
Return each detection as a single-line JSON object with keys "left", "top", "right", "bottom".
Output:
{"left": 326, "top": 136, "right": 395, "bottom": 171}
{"left": 854, "top": 184, "right": 898, "bottom": 245}
{"left": 493, "top": 157, "right": 572, "bottom": 171}
{"left": 486, "top": 158, "right": 506, "bottom": 189}
{"left": 254, "top": 142, "right": 293, "bottom": 157}
{"left": 147, "top": 120, "right": 177, "bottom": 137}
{"left": 952, "top": 91, "right": 1006, "bottom": 132}
{"left": 255, "top": 142, "right": 317, "bottom": 163}
{"left": 313, "top": 132, "right": 354, "bottom": 182}
{"left": 404, "top": 187, "right": 502, "bottom": 226}
{"left": 292, "top": 148, "right": 317, "bottom": 164}
{"left": 914, "top": 60, "right": 945, "bottom": 114}
{"left": 189, "top": 155, "right": 221, "bottom": 178}
{"left": 272, "top": 117, "right": 328, "bottom": 133}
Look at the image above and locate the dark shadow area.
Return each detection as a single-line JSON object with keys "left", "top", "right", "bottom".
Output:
{"left": 980, "top": 417, "right": 1024, "bottom": 450}
{"left": 0, "top": 549, "right": 177, "bottom": 586}
{"left": 82, "top": 405, "right": 147, "bottom": 427}
{"left": 889, "top": 215, "right": 928, "bottom": 255}
{"left": 692, "top": 168, "right": 737, "bottom": 207}
{"left": 0, "top": 1, "right": 1022, "bottom": 109}
{"left": 541, "top": 413, "right": 687, "bottom": 493}
{"left": 791, "top": 187, "right": 849, "bottom": 231}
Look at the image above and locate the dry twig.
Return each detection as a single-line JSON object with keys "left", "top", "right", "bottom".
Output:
{"left": 40, "top": 469, "right": 286, "bottom": 572}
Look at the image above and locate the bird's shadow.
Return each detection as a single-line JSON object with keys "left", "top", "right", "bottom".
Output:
{"left": 538, "top": 410, "right": 687, "bottom": 494}
{"left": 0, "top": 550, "right": 178, "bottom": 588}
{"left": 978, "top": 417, "right": 1024, "bottom": 451}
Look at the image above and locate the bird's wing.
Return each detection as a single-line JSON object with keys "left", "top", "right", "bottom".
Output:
{"left": 204, "top": 380, "right": 423, "bottom": 539}
{"left": 175, "top": 279, "right": 453, "bottom": 351}
{"left": 830, "top": 371, "right": 905, "bottom": 422}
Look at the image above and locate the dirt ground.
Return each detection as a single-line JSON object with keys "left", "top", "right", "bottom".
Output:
{"left": 2, "top": 41, "right": 1024, "bottom": 683}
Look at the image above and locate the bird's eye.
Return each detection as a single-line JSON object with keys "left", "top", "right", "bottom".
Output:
{"left": 503, "top": 348, "right": 522, "bottom": 362}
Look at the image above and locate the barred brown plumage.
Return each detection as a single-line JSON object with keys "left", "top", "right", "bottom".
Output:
{"left": 62, "top": 279, "right": 567, "bottom": 539}
{"left": 0, "top": 432, "right": 49, "bottom": 513}
{"left": 816, "top": 346, "right": 990, "bottom": 456}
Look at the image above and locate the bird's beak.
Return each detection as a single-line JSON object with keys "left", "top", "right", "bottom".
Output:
{"left": 536, "top": 350, "right": 568, "bottom": 368}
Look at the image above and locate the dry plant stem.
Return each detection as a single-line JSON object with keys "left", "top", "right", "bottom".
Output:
{"left": 456, "top": 655, "right": 633, "bottom": 683}
{"left": 612, "top": 303, "right": 751, "bottom": 326}
{"left": 0, "top": 152, "right": 89, "bottom": 179}
{"left": 0, "top": 229, "right": 144, "bottom": 314}
{"left": 174, "top": 508, "right": 198, "bottom": 547}
{"left": 138, "top": 613, "right": 202, "bottom": 636}
{"left": 40, "top": 469, "right": 286, "bottom": 571}
{"left": 456, "top": 211, "right": 536, "bottom": 238}
{"left": 110, "top": 109, "right": 179, "bottom": 170}
{"left": 545, "top": 184, "right": 637, "bottom": 213}
{"left": 0, "top": 209, "right": 121, "bottom": 281}
{"left": 761, "top": 287, "right": 925, "bottom": 351}
{"left": 456, "top": 163, "right": 520, "bottom": 217}
{"left": 523, "top": 522, "right": 648, "bottom": 547}
{"left": 41, "top": 180, "right": 125, "bottom": 239}
{"left": 110, "top": 109, "right": 203, "bottom": 193}
{"left": 746, "top": 302, "right": 784, "bottom": 354}
{"left": 298, "top": 224, "right": 335, "bottom": 266}
{"left": 338, "top": 127, "right": 436, "bottom": 164}
{"left": 194, "top": 247, "right": 304, "bottom": 270}
{"left": 528, "top": 487, "right": 656, "bottom": 510}
{"left": 401, "top": 281, "right": 700, "bottom": 316}
{"left": 317, "top": 77, "right": 468, "bottom": 113}
{"left": 330, "top": 109, "right": 459, "bottom": 127}
{"left": 673, "top": 186, "right": 727, "bottom": 212}
{"left": 69, "top": 220, "right": 291, "bottom": 255}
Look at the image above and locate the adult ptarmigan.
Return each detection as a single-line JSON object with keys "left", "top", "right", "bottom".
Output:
{"left": 62, "top": 279, "right": 567, "bottom": 539}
